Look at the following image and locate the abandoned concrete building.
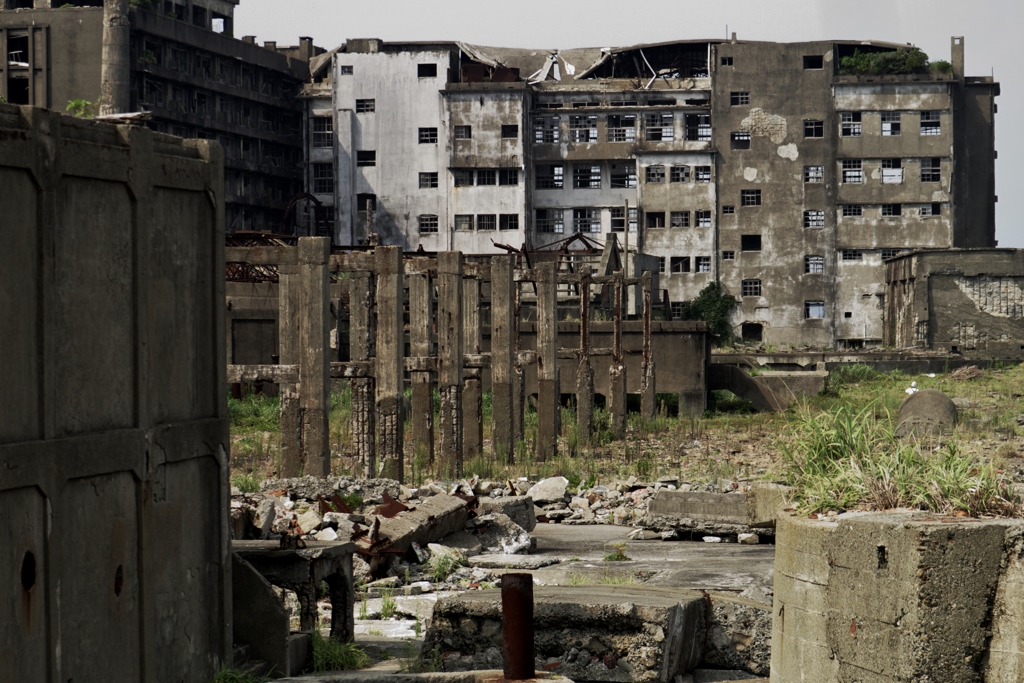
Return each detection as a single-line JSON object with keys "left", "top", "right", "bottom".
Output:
{"left": 301, "top": 36, "right": 997, "bottom": 349}
{"left": 0, "top": 0, "right": 320, "bottom": 233}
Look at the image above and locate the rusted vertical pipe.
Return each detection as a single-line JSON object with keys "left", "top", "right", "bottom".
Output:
{"left": 502, "top": 573, "right": 535, "bottom": 680}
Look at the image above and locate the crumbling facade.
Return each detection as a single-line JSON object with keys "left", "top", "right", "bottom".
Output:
{"left": 0, "top": 0, "right": 317, "bottom": 233}
{"left": 304, "top": 37, "right": 997, "bottom": 348}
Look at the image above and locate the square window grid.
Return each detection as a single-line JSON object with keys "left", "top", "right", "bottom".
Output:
{"left": 355, "top": 99, "right": 375, "bottom": 113}
{"left": 533, "top": 116, "right": 561, "bottom": 144}
{"left": 499, "top": 214, "right": 519, "bottom": 231}
{"left": 804, "top": 166, "right": 823, "bottom": 183}
{"left": 536, "top": 209, "right": 564, "bottom": 234}
{"left": 804, "top": 120, "right": 824, "bottom": 138}
{"left": 453, "top": 169, "right": 474, "bottom": 186}
{"left": 607, "top": 114, "right": 637, "bottom": 142}
{"left": 536, "top": 164, "right": 564, "bottom": 189}
{"left": 881, "top": 204, "right": 902, "bottom": 217}
{"left": 695, "top": 210, "right": 712, "bottom": 227}
{"left": 805, "top": 255, "right": 824, "bottom": 273}
{"left": 499, "top": 169, "right": 519, "bottom": 185}
{"left": 312, "top": 163, "right": 334, "bottom": 194}
{"left": 841, "top": 112, "right": 862, "bottom": 137}
{"left": 921, "top": 157, "right": 941, "bottom": 183}
{"left": 670, "top": 165, "right": 690, "bottom": 183}
{"left": 671, "top": 301, "right": 685, "bottom": 319}
{"left": 722, "top": 205, "right": 735, "bottom": 215}
{"left": 418, "top": 127, "right": 438, "bottom": 144}
{"left": 841, "top": 249, "right": 863, "bottom": 261}
{"left": 454, "top": 125, "right": 472, "bottom": 139}
{"left": 842, "top": 205, "right": 863, "bottom": 217}
{"left": 418, "top": 214, "right": 438, "bottom": 233}
{"left": 741, "top": 189, "right": 762, "bottom": 206}
{"left": 695, "top": 166, "right": 712, "bottom": 182}
{"left": 645, "top": 165, "right": 665, "bottom": 183}
{"left": 696, "top": 256, "right": 711, "bottom": 273}
{"left": 804, "top": 210, "right": 825, "bottom": 228}
{"left": 477, "top": 214, "right": 496, "bottom": 231}
{"left": 881, "top": 111, "right": 901, "bottom": 136}
{"left": 670, "top": 211, "right": 690, "bottom": 228}
{"left": 722, "top": 250, "right": 735, "bottom": 261}
{"left": 920, "top": 111, "right": 941, "bottom": 136}
{"left": 730, "top": 92, "right": 750, "bottom": 106}
{"left": 573, "top": 208, "right": 601, "bottom": 233}
{"left": 610, "top": 163, "right": 637, "bottom": 188}
{"left": 573, "top": 165, "right": 601, "bottom": 189}
{"left": 658, "top": 257, "right": 666, "bottom": 274}
{"left": 645, "top": 113, "right": 675, "bottom": 141}
{"left": 684, "top": 114, "right": 711, "bottom": 141}
{"left": 742, "top": 279, "right": 762, "bottom": 296}
{"left": 418, "top": 172, "right": 438, "bottom": 189}
{"left": 841, "top": 159, "right": 863, "bottom": 183}
{"left": 312, "top": 117, "right": 333, "bottom": 147}
{"left": 477, "top": 169, "right": 496, "bottom": 186}
{"left": 569, "top": 115, "right": 598, "bottom": 143}
{"left": 920, "top": 202, "right": 942, "bottom": 217}
{"left": 881, "top": 248, "right": 904, "bottom": 260}
{"left": 455, "top": 215, "right": 474, "bottom": 231}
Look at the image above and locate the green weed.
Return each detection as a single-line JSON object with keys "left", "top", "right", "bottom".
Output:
{"left": 310, "top": 628, "right": 369, "bottom": 671}
{"left": 603, "top": 542, "right": 630, "bottom": 562}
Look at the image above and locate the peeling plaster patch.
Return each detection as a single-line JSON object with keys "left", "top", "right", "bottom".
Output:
{"left": 743, "top": 167, "right": 758, "bottom": 182}
{"left": 871, "top": 167, "right": 881, "bottom": 180}
{"left": 741, "top": 108, "right": 787, "bottom": 144}
{"left": 776, "top": 144, "right": 798, "bottom": 161}
{"left": 955, "top": 276, "right": 1024, "bottom": 318}
{"left": 931, "top": 190, "right": 949, "bottom": 202}
{"left": 824, "top": 50, "right": 833, "bottom": 63}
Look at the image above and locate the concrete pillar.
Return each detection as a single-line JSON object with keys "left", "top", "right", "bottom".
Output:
{"left": 408, "top": 273, "right": 434, "bottom": 464}
{"left": 535, "top": 262, "right": 559, "bottom": 461}
{"left": 511, "top": 265, "right": 525, "bottom": 451}
{"left": 100, "top": 0, "right": 131, "bottom": 115}
{"left": 297, "top": 237, "right": 331, "bottom": 476}
{"left": 490, "top": 256, "right": 515, "bottom": 463}
{"left": 462, "top": 277, "right": 483, "bottom": 462}
{"left": 640, "top": 271, "right": 656, "bottom": 420}
{"left": 679, "top": 391, "right": 706, "bottom": 419}
{"left": 610, "top": 272, "right": 627, "bottom": 440}
{"left": 437, "top": 252, "right": 464, "bottom": 478}
{"left": 576, "top": 268, "right": 593, "bottom": 443}
{"left": 348, "top": 273, "right": 376, "bottom": 477}
{"left": 374, "top": 246, "right": 404, "bottom": 482}
{"left": 278, "top": 263, "right": 302, "bottom": 477}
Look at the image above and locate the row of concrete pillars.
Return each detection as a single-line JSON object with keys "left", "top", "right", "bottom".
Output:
{"left": 226, "top": 238, "right": 656, "bottom": 483}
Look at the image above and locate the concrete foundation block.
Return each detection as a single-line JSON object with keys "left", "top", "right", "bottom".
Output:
{"left": 745, "top": 482, "right": 792, "bottom": 528}
{"left": 477, "top": 495, "right": 536, "bottom": 532}
{"left": 232, "top": 554, "right": 290, "bottom": 677}
{"left": 365, "top": 494, "right": 469, "bottom": 555}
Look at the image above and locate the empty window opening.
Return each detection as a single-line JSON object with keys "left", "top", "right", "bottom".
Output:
{"left": 804, "top": 165, "right": 824, "bottom": 183}
{"left": 670, "top": 301, "right": 685, "bottom": 319}
{"left": 607, "top": 114, "right": 637, "bottom": 142}
{"left": 610, "top": 207, "right": 638, "bottom": 232}
{"left": 533, "top": 115, "right": 560, "bottom": 143}
{"left": 477, "top": 214, "right": 497, "bottom": 231}
{"left": 356, "top": 151, "right": 376, "bottom": 167}
{"left": 610, "top": 162, "right": 637, "bottom": 188}
{"left": 418, "top": 63, "right": 438, "bottom": 78}
{"left": 695, "top": 166, "right": 712, "bottom": 182}
{"left": 499, "top": 214, "right": 519, "bottom": 231}
{"left": 721, "top": 56, "right": 734, "bottom": 66}
{"left": 841, "top": 249, "right": 863, "bottom": 261}
{"left": 742, "top": 279, "right": 762, "bottom": 297}
{"left": 536, "top": 209, "right": 564, "bottom": 234}
{"left": 658, "top": 257, "right": 666, "bottom": 274}
{"left": 312, "top": 117, "right": 333, "bottom": 147}
{"left": 573, "top": 208, "right": 601, "bottom": 233}
{"left": 722, "top": 205, "right": 735, "bottom": 215}
{"left": 419, "top": 172, "right": 438, "bottom": 189}
{"left": 648, "top": 97, "right": 676, "bottom": 106}
{"left": 805, "top": 255, "right": 824, "bottom": 273}
{"left": 455, "top": 215, "right": 474, "bottom": 231}
{"left": 881, "top": 248, "right": 905, "bottom": 259}
{"left": 645, "top": 165, "right": 665, "bottom": 184}
{"left": 6, "top": 75, "right": 29, "bottom": 105}
{"left": 722, "top": 250, "right": 735, "bottom": 261}
{"left": 569, "top": 115, "right": 598, "bottom": 143}
{"left": 670, "top": 211, "right": 690, "bottom": 228}
{"left": 684, "top": 113, "right": 711, "bottom": 141}
{"left": 881, "top": 204, "right": 902, "bottom": 217}
{"left": 573, "top": 164, "right": 601, "bottom": 189}
{"left": 696, "top": 256, "right": 711, "bottom": 273}
{"left": 844, "top": 311, "right": 853, "bottom": 319}
{"left": 499, "top": 169, "right": 519, "bottom": 185}
{"left": 840, "top": 112, "right": 862, "bottom": 137}
{"left": 842, "top": 204, "right": 863, "bottom": 217}
{"left": 312, "top": 163, "right": 334, "bottom": 194}
{"left": 741, "top": 234, "right": 762, "bottom": 251}
{"left": 730, "top": 92, "right": 750, "bottom": 106}
{"left": 805, "top": 301, "right": 825, "bottom": 319}
{"left": 731, "top": 131, "right": 751, "bottom": 150}
{"left": 804, "top": 120, "right": 824, "bottom": 138}
{"left": 418, "top": 215, "right": 439, "bottom": 233}
{"left": 339, "top": 65, "right": 354, "bottom": 75}
{"left": 882, "top": 158, "right": 903, "bottom": 184}
{"left": 741, "top": 189, "right": 762, "bottom": 207}
{"left": 646, "top": 212, "right": 666, "bottom": 229}
{"left": 453, "top": 169, "right": 474, "bottom": 187}
{"left": 454, "top": 125, "right": 472, "bottom": 139}
{"left": 536, "top": 164, "right": 564, "bottom": 189}
{"left": 418, "top": 127, "right": 438, "bottom": 144}
{"left": 670, "top": 165, "right": 690, "bottom": 183}
{"left": 645, "top": 113, "right": 674, "bottom": 141}
{"left": 920, "top": 110, "right": 941, "bottom": 136}
{"left": 877, "top": 545, "right": 888, "bottom": 570}
{"left": 501, "top": 124, "right": 519, "bottom": 139}
{"left": 804, "top": 210, "right": 825, "bottom": 228}
{"left": 803, "top": 55, "right": 824, "bottom": 69}
{"left": 477, "top": 169, "right": 496, "bottom": 186}
{"left": 920, "top": 203, "right": 942, "bottom": 217}
{"left": 881, "top": 111, "right": 901, "bottom": 136}
{"left": 355, "top": 99, "right": 375, "bottom": 113}
{"left": 357, "top": 194, "right": 377, "bottom": 213}
{"left": 695, "top": 210, "right": 712, "bottom": 227}
{"left": 841, "top": 159, "right": 863, "bottom": 183}
{"left": 921, "top": 157, "right": 941, "bottom": 183}
{"left": 670, "top": 257, "right": 691, "bottom": 274}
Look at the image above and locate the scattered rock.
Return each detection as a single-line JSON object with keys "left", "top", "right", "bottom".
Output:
{"left": 315, "top": 527, "right": 339, "bottom": 542}
{"left": 660, "top": 529, "right": 680, "bottom": 541}
{"left": 527, "top": 476, "right": 569, "bottom": 505}
{"left": 703, "top": 536, "right": 722, "bottom": 543}
{"left": 296, "top": 507, "right": 323, "bottom": 534}
{"left": 738, "top": 533, "right": 759, "bottom": 545}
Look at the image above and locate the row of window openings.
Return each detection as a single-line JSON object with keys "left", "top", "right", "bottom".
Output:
{"left": 838, "top": 158, "right": 943, "bottom": 184}
{"left": 657, "top": 257, "right": 713, "bottom": 274}
{"left": 137, "top": 40, "right": 283, "bottom": 95}
{"left": 532, "top": 113, "right": 711, "bottom": 143}
{"left": 338, "top": 63, "right": 438, "bottom": 78}
{"left": 534, "top": 96, "right": 694, "bottom": 110}
{"left": 803, "top": 111, "right": 941, "bottom": 138}
{"left": 536, "top": 164, "right": 711, "bottom": 189}
{"left": 141, "top": 79, "right": 296, "bottom": 133}
{"left": 536, "top": 208, "right": 711, "bottom": 233}
{"left": 448, "top": 214, "right": 519, "bottom": 232}
{"left": 720, "top": 55, "right": 824, "bottom": 70}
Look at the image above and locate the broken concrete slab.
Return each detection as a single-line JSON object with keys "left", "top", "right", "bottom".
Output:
{"left": 744, "top": 482, "right": 792, "bottom": 529}
{"left": 649, "top": 491, "right": 747, "bottom": 524}
{"left": 467, "top": 554, "right": 560, "bottom": 570}
{"left": 463, "top": 512, "right": 531, "bottom": 554}
{"left": 527, "top": 476, "right": 569, "bottom": 505}
{"left": 358, "top": 494, "right": 469, "bottom": 557}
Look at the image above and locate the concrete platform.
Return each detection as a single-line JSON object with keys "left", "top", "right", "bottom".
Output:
{"left": 278, "top": 668, "right": 572, "bottom": 682}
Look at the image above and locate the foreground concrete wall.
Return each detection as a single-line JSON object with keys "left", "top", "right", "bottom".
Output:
{"left": 0, "top": 104, "right": 230, "bottom": 683}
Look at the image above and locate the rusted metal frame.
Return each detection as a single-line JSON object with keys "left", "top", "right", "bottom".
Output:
{"left": 501, "top": 573, "right": 536, "bottom": 680}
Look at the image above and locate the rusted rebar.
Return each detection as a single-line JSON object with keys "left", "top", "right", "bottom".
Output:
{"left": 501, "top": 573, "right": 535, "bottom": 680}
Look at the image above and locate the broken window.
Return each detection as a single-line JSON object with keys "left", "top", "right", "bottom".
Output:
{"left": 455, "top": 215, "right": 475, "bottom": 231}
{"left": 722, "top": 206, "right": 735, "bottom": 215}
{"left": 648, "top": 97, "right": 676, "bottom": 106}
{"left": 805, "top": 255, "right": 824, "bottom": 273}
{"left": 695, "top": 210, "right": 712, "bottom": 227}
{"left": 645, "top": 165, "right": 665, "bottom": 184}
{"left": 499, "top": 169, "right": 520, "bottom": 185}
{"left": 920, "top": 157, "right": 941, "bottom": 183}
{"left": 533, "top": 115, "right": 561, "bottom": 144}
{"left": 881, "top": 248, "right": 905, "bottom": 259}
{"left": 684, "top": 114, "right": 711, "bottom": 141}
{"left": 881, "top": 112, "right": 901, "bottom": 136}
{"left": 722, "top": 250, "right": 735, "bottom": 261}
{"left": 339, "top": 65, "right": 353, "bottom": 75}
{"left": 803, "top": 210, "right": 825, "bottom": 228}
{"left": 418, "top": 215, "right": 439, "bottom": 233}
{"left": 920, "top": 202, "right": 942, "bottom": 217}
{"left": 646, "top": 212, "right": 666, "bottom": 229}
{"left": 499, "top": 214, "right": 519, "bottom": 231}
{"left": 536, "top": 209, "right": 564, "bottom": 234}
{"left": 881, "top": 158, "right": 904, "bottom": 184}
{"left": 721, "top": 56, "right": 734, "bottom": 66}
{"left": 920, "top": 111, "right": 941, "bottom": 136}
{"left": 355, "top": 99, "right": 375, "bottom": 113}
{"left": 803, "top": 55, "right": 824, "bottom": 69}
{"left": 572, "top": 101, "right": 598, "bottom": 108}
{"left": 536, "top": 164, "right": 564, "bottom": 189}
{"left": 805, "top": 301, "right": 825, "bottom": 319}
{"left": 841, "top": 159, "right": 863, "bottom": 183}
{"left": 143, "top": 79, "right": 165, "bottom": 107}
{"left": 419, "top": 172, "right": 438, "bottom": 189}
{"left": 804, "top": 120, "right": 824, "bottom": 138}
{"left": 670, "top": 166, "right": 690, "bottom": 183}
{"left": 312, "top": 163, "right": 334, "bottom": 194}
{"left": 454, "top": 125, "right": 472, "bottom": 139}
{"left": 453, "top": 169, "right": 474, "bottom": 187}
{"left": 418, "top": 63, "right": 437, "bottom": 78}
{"left": 730, "top": 92, "right": 751, "bottom": 106}
{"left": 881, "top": 204, "right": 902, "bottom": 217}
{"left": 312, "top": 117, "right": 333, "bottom": 147}
{"left": 501, "top": 124, "right": 519, "bottom": 139}
{"left": 742, "top": 279, "right": 762, "bottom": 296}
{"left": 610, "top": 163, "right": 637, "bottom": 189}
{"left": 670, "top": 211, "right": 690, "bottom": 228}
{"left": 645, "top": 113, "right": 675, "bottom": 141}
{"left": 419, "top": 127, "right": 438, "bottom": 144}
{"left": 610, "top": 208, "right": 638, "bottom": 232}
{"left": 741, "top": 189, "right": 762, "bottom": 207}
{"left": 572, "top": 165, "right": 601, "bottom": 189}
{"left": 731, "top": 132, "right": 751, "bottom": 150}
{"left": 477, "top": 214, "right": 497, "bottom": 231}
{"left": 569, "top": 115, "right": 598, "bottom": 143}
{"left": 741, "top": 234, "right": 762, "bottom": 251}
{"left": 357, "top": 151, "right": 376, "bottom": 167}
{"left": 477, "top": 169, "right": 497, "bottom": 186}
{"left": 842, "top": 204, "right": 863, "bottom": 217}
{"left": 573, "top": 208, "right": 601, "bottom": 233}
{"left": 841, "top": 250, "right": 863, "bottom": 261}
{"left": 804, "top": 165, "right": 824, "bottom": 183}
{"left": 840, "top": 112, "right": 862, "bottom": 137}
{"left": 695, "top": 166, "right": 712, "bottom": 182}
{"left": 607, "top": 114, "right": 637, "bottom": 142}
{"left": 671, "top": 257, "right": 691, "bottom": 274}
{"left": 696, "top": 256, "right": 711, "bottom": 273}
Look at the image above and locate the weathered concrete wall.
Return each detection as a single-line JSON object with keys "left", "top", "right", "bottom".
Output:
{"left": 0, "top": 104, "right": 230, "bottom": 683}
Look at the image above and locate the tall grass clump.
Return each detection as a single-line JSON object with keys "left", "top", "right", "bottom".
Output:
{"left": 310, "top": 629, "right": 369, "bottom": 671}
{"left": 781, "top": 405, "right": 1020, "bottom": 516}
{"left": 228, "top": 393, "right": 281, "bottom": 433}
{"left": 821, "top": 364, "right": 881, "bottom": 396}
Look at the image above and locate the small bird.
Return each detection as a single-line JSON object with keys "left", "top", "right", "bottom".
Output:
{"left": 905, "top": 381, "right": 918, "bottom": 395}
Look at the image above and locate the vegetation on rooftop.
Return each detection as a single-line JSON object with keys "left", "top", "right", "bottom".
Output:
{"left": 838, "top": 47, "right": 953, "bottom": 76}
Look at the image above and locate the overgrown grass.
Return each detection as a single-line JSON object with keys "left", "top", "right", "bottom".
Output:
{"left": 231, "top": 473, "right": 261, "bottom": 493}
{"left": 603, "top": 542, "right": 630, "bottom": 562}
{"left": 210, "top": 666, "right": 267, "bottom": 683}
{"left": 379, "top": 586, "right": 397, "bottom": 620}
{"left": 310, "top": 629, "right": 369, "bottom": 672}
{"left": 228, "top": 393, "right": 281, "bottom": 432}
{"left": 428, "top": 549, "right": 466, "bottom": 583}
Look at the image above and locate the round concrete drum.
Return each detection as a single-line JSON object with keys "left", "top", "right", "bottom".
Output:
{"left": 895, "top": 389, "right": 958, "bottom": 437}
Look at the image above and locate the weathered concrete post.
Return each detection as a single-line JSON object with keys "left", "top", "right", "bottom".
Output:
{"left": 278, "top": 261, "right": 302, "bottom": 476}
{"left": 576, "top": 268, "right": 594, "bottom": 443}
{"left": 437, "top": 252, "right": 464, "bottom": 477}
{"left": 511, "top": 266, "right": 525, "bottom": 450}
{"left": 462, "top": 276, "right": 483, "bottom": 462}
{"left": 297, "top": 237, "right": 331, "bottom": 476}
{"left": 536, "top": 262, "right": 559, "bottom": 460}
{"left": 501, "top": 573, "right": 536, "bottom": 680}
{"left": 490, "top": 255, "right": 515, "bottom": 464}
{"left": 640, "top": 270, "right": 656, "bottom": 420}
{"left": 609, "top": 272, "right": 627, "bottom": 439}
{"left": 100, "top": 0, "right": 131, "bottom": 115}
{"left": 375, "top": 246, "right": 404, "bottom": 482}
{"left": 348, "top": 272, "right": 376, "bottom": 476}
{"left": 408, "top": 272, "right": 435, "bottom": 464}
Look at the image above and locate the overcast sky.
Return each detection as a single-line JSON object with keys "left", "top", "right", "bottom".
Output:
{"left": 236, "top": 0, "right": 1022, "bottom": 247}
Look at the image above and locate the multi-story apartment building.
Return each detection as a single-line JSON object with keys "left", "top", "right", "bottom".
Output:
{"left": 305, "top": 36, "right": 996, "bottom": 348}
{"left": 0, "top": 0, "right": 317, "bottom": 232}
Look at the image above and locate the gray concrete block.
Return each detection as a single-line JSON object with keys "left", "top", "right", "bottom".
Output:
{"left": 477, "top": 495, "right": 537, "bottom": 532}
{"left": 745, "top": 482, "right": 793, "bottom": 529}
{"left": 648, "top": 490, "right": 748, "bottom": 525}
{"left": 232, "top": 554, "right": 290, "bottom": 677}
